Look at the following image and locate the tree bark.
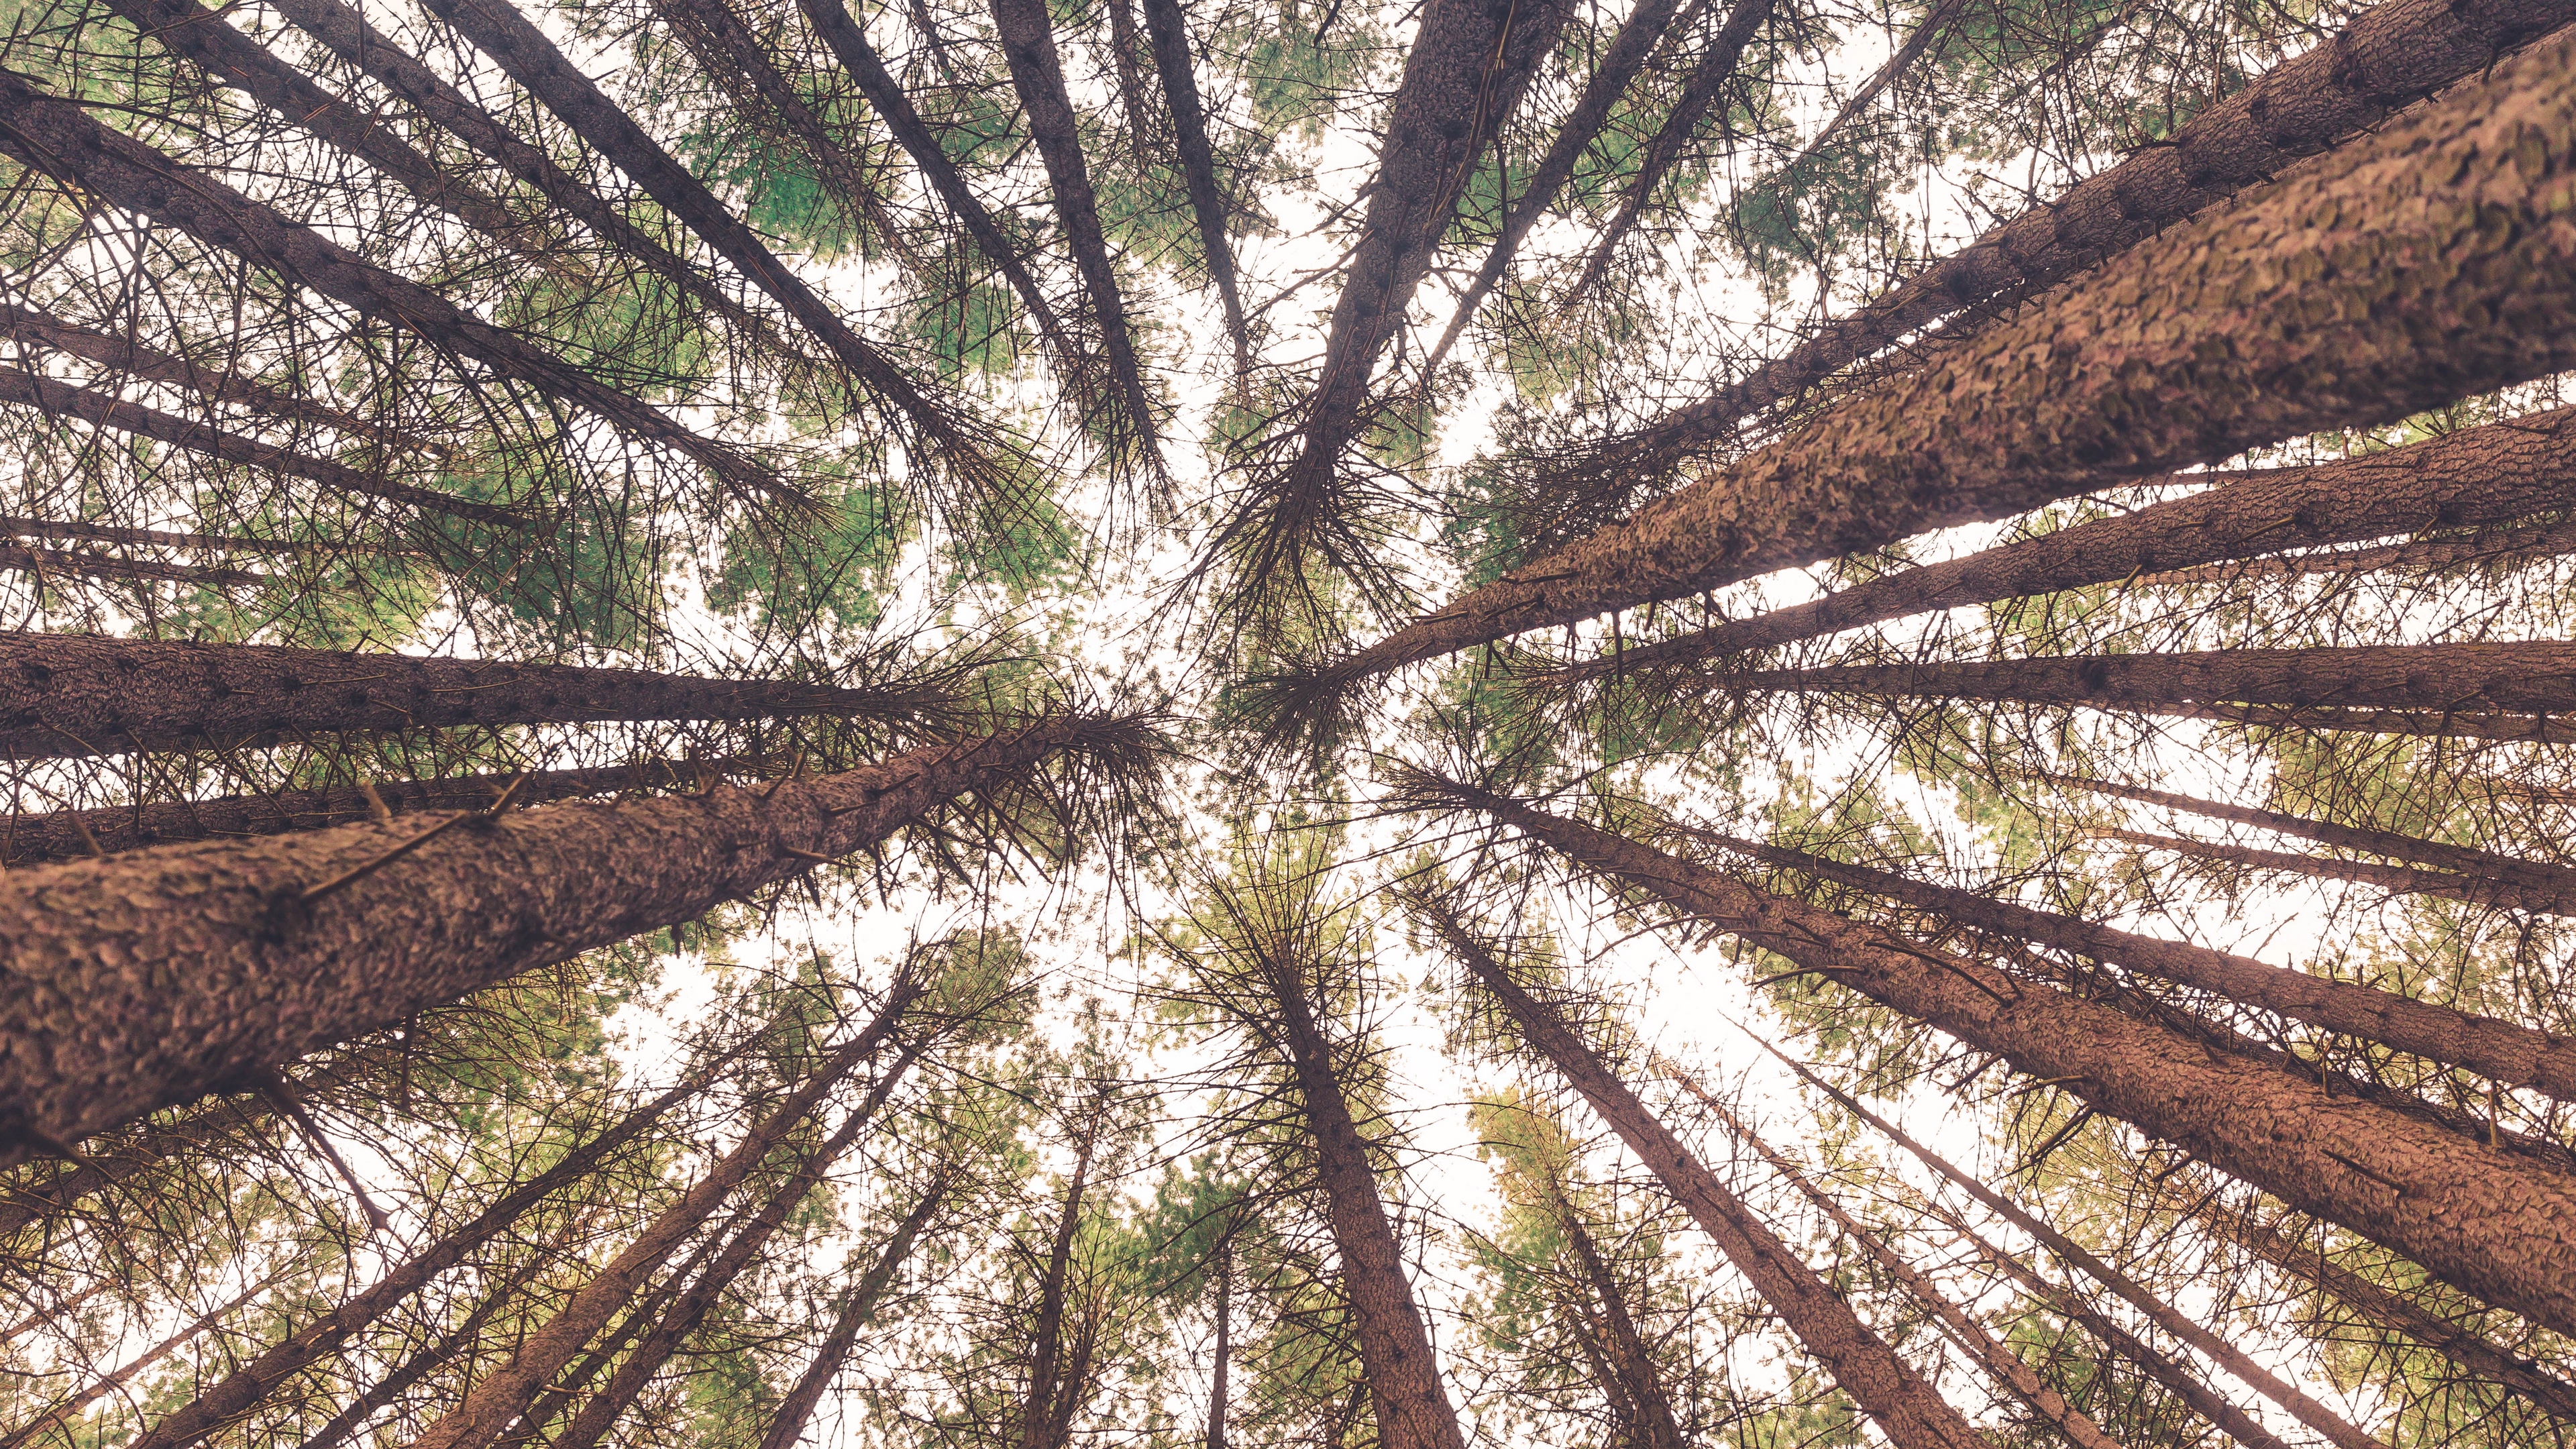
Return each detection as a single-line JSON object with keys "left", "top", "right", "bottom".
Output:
{"left": 0, "top": 543, "right": 265, "bottom": 591}
{"left": 2147, "top": 516, "right": 2576, "bottom": 586}
{"left": 0, "top": 516, "right": 402, "bottom": 557}
{"left": 0, "top": 714, "right": 1142, "bottom": 1161}
{"left": 0, "top": 1261, "right": 287, "bottom": 1449}
{"left": 0, "top": 69, "right": 775, "bottom": 504}
{"left": 1545, "top": 407, "right": 2576, "bottom": 682}
{"left": 1550, "top": 1189, "right": 1688, "bottom": 1449}
{"left": 1138, "top": 0, "right": 1250, "bottom": 385}
{"left": 1414, "top": 902, "right": 1991, "bottom": 1449}
{"left": 755, "top": 1163, "right": 955, "bottom": 1449}
{"left": 1293, "top": 28, "right": 2576, "bottom": 712}
{"left": 1205, "top": 1232, "right": 1231, "bottom": 1449}
{"left": 1262, "top": 955, "right": 1472, "bottom": 1449}
{"left": 1408, "top": 774, "right": 2576, "bottom": 1336}
{"left": 2103, "top": 826, "right": 2576, "bottom": 916}
{"left": 1711, "top": 833, "right": 2576, "bottom": 1102}
{"left": 1020, "top": 1107, "right": 1100, "bottom": 1449}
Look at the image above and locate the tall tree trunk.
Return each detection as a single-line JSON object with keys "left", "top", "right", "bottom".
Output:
{"left": 0, "top": 715, "right": 1142, "bottom": 1161}
{"left": 0, "top": 634, "right": 936, "bottom": 761}
{"left": 0, "top": 1260, "right": 289, "bottom": 1449}
{"left": 1550, "top": 1191, "right": 1688, "bottom": 1449}
{"left": 1545, "top": 407, "right": 2576, "bottom": 682}
{"left": 1412, "top": 901, "right": 1990, "bottom": 1449}
{"left": 2183, "top": 704, "right": 2576, "bottom": 743}
{"left": 1287, "top": 29, "right": 2576, "bottom": 717}
{"left": 0, "top": 1112, "right": 230, "bottom": 1240}
{"left": 1138, "top": 0, "right": 1250, "bottom": 386}
{"left": 1204, "top": 1232, "right": 1231, "bottom": 1449}
{"left": 1261, "top": 955, "right": 1472, "bottom": 1449}
{"left": 0, "top": 515, "right": 404, "bottom": 557}
{"left": 407, "top": 985, "right": 921, "bottom": 1449}
{"left": 502, "top": 1223, "right": 731, "bottom": 1447}
{"left": 2104, "top": 827, "right": 2575, "bottom": 916}
{"left": 1770, "top": 0, "right": 1965, "bottom": 174}
{"left": 1405, "top": 774, "right": 2576, "bottom": 1336}
{"left": 2147, "top": 516, "right": 2576, "bottom": 585}
{"left": 1020, "top": 1107, "right": 1102, "bottom": 1449}
{"left": 1711, "top": 832, "right": 2576, "bottom": 1102}
{"left": 754, "top": 1163, "right": 956, "bottom": 1449}
{"left": 293, "top": 1236, "right": 563, "bottom": 1449}
{"left": 1, "top": 757, "right": 765, "bottom": 867}
{"left": 1, "top": 544, "right": 265, "bottom": 590}
{"left": 1666, "top": 1065, "right": 2128, "bottom": 1449}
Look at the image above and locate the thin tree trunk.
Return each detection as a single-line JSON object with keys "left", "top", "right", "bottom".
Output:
{"left": 1406, "top": 774, "right": 2576, "bottom": 1336}
{"left": 1288, "top": 30, "right": 2576, "bottom": 717}
{"left": 1020, "top": 1107, "right": 1101, "bottom": 1449}
{"left": 1, "top": 1261, "right": 288, "bottom": 1449}
{"left": 2182, "top": 704, "right": 2576, "bottom": 743}
{"left": 1100, "top": 0, "right": 1154, "bottom": 168}
{"left": 1771, "top": 0, "right": 1966, "bottom": 175}
{"left": 2104, "top": 827, "right": 2576, "bottom": 915}
{"left": 1138, "top": 0, "right": 1250, "bottom": 386}
{"left": 0, "top": 516, "right": 402, "bottom": 557}
{"left": 1261, "top": 955, "right": 1472, "bottom": 1449}
{"left": 502, "top": 1224, "right": 729, "bottom": 1448}
{"left": 986, "top": 0, "right": 1160, "bottom": 462}
{"left": 1411, "top": 900, "right": 1991, "bottom": 1449}
{"left": 0, "top": 714, "right": 1142, "bottom": 1161}
{"left": 0, "top": 366, "right": 518, "bottom": 528}
{"left": 1544, "top": 407, "right": 2576, "bottom": 682}
{"left": 292, "top": 1241, "right": 555, "bottom": 1449}
{"left": 1204, "top": 1233, "right": 1231, "bottom": 1449}
{"left": 2148, "top": 516, "right": 2576, "bottom": 586}
{"left": 1, "top": 757, "right": 765, "bottom": 867}
{"left": 0, "top": 70, "right": 776, "bottom": 504}
{"left": 0, "top": 634, "right": 937, "bottom": 761}
{"left": 1550, "top": 1191, "right": 1687, "bottom": 1449}
{"left": 754, "top": 1163, "right": 955, "bottom": 1449}
{"left": 1709, "top": 832, "right": 2576, "bottom": 1102}
{"left": 0, "top": 1112, "right": 233, "bottom": 1241}
{"left": 407, "top": 984, "right": 922, "bottom": 1449}
{"left": 1, "top": 545, "right": 264, "bottom": 590}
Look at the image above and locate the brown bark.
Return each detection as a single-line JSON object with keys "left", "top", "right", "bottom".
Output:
{"left": 1551, "top": 1190, "right": 1687, "bottom": 1449}
{"left": 2105, "top": 827, "right": 2576, "bottom": 916}
{"left": 1294, "top": 28, "right": 2576, "bottom": 711}
{"left": 0, "top": 366, "right": 519, "bottom": 528}
{"left": 987, "top": 0, "right": 1160, "bottom": 460}
{"left": 0, "top": 634, "right": 928, "bottom": 761}
{"left": 1020, "top": 1109, "right": 1101, "bottom": 1449}
{"left": 1, "top": 1262, "right": 287, "bottom": 1449}
{"left": 0, "top": 757, "right": 765, "bottom": 867}
{"left": 293, "top": 1243, "right": 554, "bottom": 1449}
{"left": 1411, "top": 900, "right": 1990, "bottom": 1449}
{"left": 0, "top": 543, "right": 265, "bottom": 590}
{"left": 1712, "top": 833, "right": 2576, "bottom": 1102}
{"left": 0, "top": 516, "right": 400, "bottom": 557}
{"left": 1262, "top": 953, "right": 1471, "bottom": 1449}
{"left": 0, "top": 1112, "right": 227, "bottom": 1241}
{"left": 0, "top": 69, "right": 775, "bottom": 503}
{"left": 408, "top": 984, "right": 921, "bottom": 1449}
{"left": 1545, "top": 407, "right": 2576, "bottom": 682}
{"left": 1204, "top": 1232, "right": 1231, "bottom": 1449}
{"left": 2147, "top": 516, "right": 2576, "bottom": 586}
{"left": 1409, "top": 775, "right": 2576, "bottom": 1336}
{"left": 0, "top": 714, "right": 1144, "bottom": 1161}
{"left": 1666, "top": 1065, "right": 2123, "bottom": 1449}
{"left": 2182, "top": 704, "right": 2576, "bottom": 743}
{"left": 1139, "top": 0, "right": 1250, "bottom": 384}
{"left": 754, "top": 1164, "right": 955, "bottom": 1449}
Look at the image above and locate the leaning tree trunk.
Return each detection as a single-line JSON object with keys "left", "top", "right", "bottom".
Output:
{"left": 0, "top": 714, "right": 1142, "bottom": 1161}
{"left": 1138, "top": 0, "right": 1251, "bottom": 383}
{"left": 1714, "top": 833, "right": 2576, "bottom": 1102}
{"left": 755, "top": 1164, "right": 955, "bottom": 1449}
{"left": 1020, "top": 1106, "right": 1101, "bottom": 1449}
{"left": 1, "top": 1262, "right": 290, "bottom": 1449}
{"left": 0, "top": 515, "right": 408, "bottom": 557}
{"left": 1205, "top": 1232, "right": 1232, "bottom": 1449}
{"left": 1551, "top": 1190, "right": 1688, "bottom": 1449}
{"left": 1263, "top": 956, "right": 1473, "bottom": 1449}
{"left": 1546, "top": 407, "right": 2576, "bottom": 683}
{"left": 2149, "top": 516, "right": 2576, "bottom": 585}
{"left": 1411, "top": 900, "right": 1990, "bottom": 1449}
{"left": 2104, "top": 828, "right": 2576, "bottom": 916}
{"left": 292, "top": 1239, "right": 563, "bottom": 1449}
{"left": 1407, "top": 775, "right": 2576, "bottom": 1336}
{"left": 1287, "top": 27, "right": 2576, "bottom": 720}
{"left": 3, "top": 544, "right": 266, "bottom": 590}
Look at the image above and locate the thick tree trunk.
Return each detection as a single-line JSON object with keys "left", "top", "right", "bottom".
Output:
{"left": 1415, "top": 903, "right": 1991, "bottom": 1449}
{"left": 1138, "top": 0, "right": 1250, "bottom": 384}
{"left": 0, "top": 70, "right": 775, "bottom": 503}
{"left": 0, "top": 715, "right": 1140, "bottom": 1160}
{"left": 1, "top": 757, "right": 763, "bottom": 866}
{"left": 1715, "top": 833, "right": 2576, "bottom": 1102}
{"left": 2105, "top": 827, "right": 2576, "bottom": 916}
{"left": 1020, "top": 1110, "right": 1100, "bottom": 1449}
{"left": 408, "top": 985, "right": 920, "bottom": 1449}
{"left": 1409, "top": 775, "right": 2576, "bottom": 1335}
{"left": 0, "top": 634, "right": 928, "bottom": 761}
{"left": 1552, "top": 1195, "right": 1688, "bottom": 1449}
{"left": 0, "top": 366, "right": 515, "bottom": 528}
{"left": 755, "top": 1165, "right": 955, "bottom": 1449}
{"left": 1667, "top": 1066, "right": 2127, "bottom": 1449}
{"left": 1263, "top": 957, "right": 1471, "bottom": 1449}
{"left": 1547, "top": 407, "right": 2576, "bottom": 682}
{"left": 1295, "top": 28, "right": 2576, "bottom": 712}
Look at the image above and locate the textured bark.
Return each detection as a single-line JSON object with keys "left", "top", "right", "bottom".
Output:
{"left": 1412, "top": 904, "right": 1989, "bottom": 1449}
{"left": 1591, "top": 0, "right": 2576, "bottom": 468}
{"left": 0, "top": 1112, "right": 227, "bottom": 1240}
{"left": 292, "top": 1248, "right": 546, "bottom": 1449}
{"left": 0, "top": 757, "right": 764, "bottom": 866}
{"left": 1666, "top": 1066, "right": 2121, "bottom": 1449}
{"left": 1020, "top": 1113, "right": 1099, "bottom": 1449}
{"left": 2148, "top": 515, "right": 2576, "bottom": 584}
{"left": 2081, "top": 773, "right": 2576, "bottom": 896}
{"left": 1553, "top": 1193, "right": 1688, "bottom": 1449}
{"left": 986, "top": 0, "right": 1159, "bottom": 458}
{"left": 2182, "top": 704, "right": 2576, "bottom": 742}
{"left": 1301, "top": 29, "right": 2576, "bottom": 703}
{"left": 409, "top": 985, "right": 920, "bottom": 1449}
{"left": 755, "top": 1165, "right": 954, "bottom": 1449}
{"left": 1413, "top": 775, "right": 2576, "bottom": 1336}
{"left": 1717, "top": 833, "right": 2576, "bottom": 1102}
{"left": 0, "top": 714, "right": 1140, "bottom": 1159}
{"left": 121, "top": 1064, "right": 719, "bottom": 1449}
{"left": 0, "top": 366, "right": 519, "bottom": 528}
{"left": 1139, "top": 0, "right": 1250, "bottom": 382}
{"left": 0, "top": 543, "right": 264, "bottom": 590}
{"left": 0, "top": 70, "right": 773, "bottom": 500}
{"left": 1263, "top": 957, "right": 1470, "bottom": 1449}
{"left": 0, "top": 635, "right": 935, "bottom": 761}
{"left": 1548, "top": 407, "right": 2576, "bottom": 681}
{"left": 2104, "top": 828, "right": 2576, "bottom": 915}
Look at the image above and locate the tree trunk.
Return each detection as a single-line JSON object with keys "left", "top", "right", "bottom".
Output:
{"left": 0, "top": 714, "right": 1141, "bottom": 1161}
{"left": 1551, "top": 1193, "right": 1687, "bottom": 1449}
{"left": 1, "top": 543, "right": 266, "bottom": 591}
{"left": 1411, "top": 902, "right": 1991, "bottom": 1449}
{"left": 0, "top": 1112, "right": 231, "bottom": 1240}
{"left": 1666, "top": 1065, "right": 2125, "bottom": 1449}
{"left": 0, "top": 634, "right": 932, "bottom": 761}
{"left": 1262, "top": 955, "right": 1472, "bottom": 1449}
{"left": 0, "top": 1260, "right": 288, "bottom": 1449}
{"left": 407, "top": 985, "right": 921, "bottom": 1449}
{"left": 1, "top": 757, "right": 765, "bottom": 867}
{"left": 2183, "top": 704, "right": 2576, "bottom": 743}
{"left": 2147, "top": 516, "right": 2576, "bottom": 586}
{"left": 0, "top": 515, "right": 400, "bottom": 557}
{"left": 2104, "top": 827, "right": 2575, "bottom": 916}
{"left": 1205, "top": 1232, "right": 1231, "bottom": 1449}
{"left": 755, "top": 1163, "right": 955, "bottom": 1449}
{"left": 1715, "top": 833, "right": 2576, "bottom": 1102}
{"left": 0, "top": 366, "right": 517, "bottom": 528}
{"left": 0, "top": 70, "right": 775, "bottom": 504}
{"left": 1292, "top": 28, "right": 2576, "bottom": 714}
{"left": 1772, "top": 0, "right": 1966, "bottom": 174}
{"left": 1547, "top": 407, "right": 2576, "bottom": 682}
{"left": 1020, "top": 1108, "right": 1101, "bottom": 1449}
{"left": 293, "top": 1238, "right": 558, "bottom": 1449}
{"left": 1138, "top": 0, "right": 1250, "bottom": 385}
{"left": 1408, "top": 774, "right": 2576, "bottom": 1336}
